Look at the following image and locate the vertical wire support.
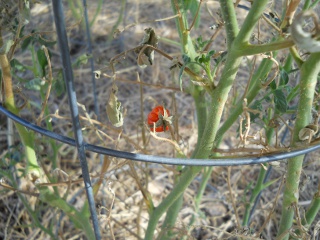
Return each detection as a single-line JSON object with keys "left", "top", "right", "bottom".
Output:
{"left": 82, "top": 0, "right": 99, "bottom": 119}
{"left": 51, "top": 1, "right": 101, "bottom": 239}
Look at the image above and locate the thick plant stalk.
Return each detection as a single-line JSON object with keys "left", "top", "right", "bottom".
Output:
{"left": 158, "top": 1, "right": 205, "bottom": 235}
{"left": 277, "top": 52, "right": 320, "bottom": 239}
{"left": 158, "top": 190, "right": 184, "bottom": 239}
{"left": 193, "top": 0, "right": 269, "bottom": 158}
{"left": 0, "top": 34, "right": 41, "bottom": 180}
{"left": 144, "top": 0, "right": 270, "bottom": 238}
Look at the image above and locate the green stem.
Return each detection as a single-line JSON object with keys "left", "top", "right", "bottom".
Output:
{"left": 194, "top": 53, "right": 242, "bottom": 158}
{"left": 277, "top": 52, "right": 320, "bottom": 239}
{"left": 188, "top": 166, "right": 213, "bottom": 229}
{"left": 156, "top": 2, "right": 204, "bottom": 235}
{"left": 144, "top": 166, "right": 202, "bottom": 239}
{"left": 219, "top": 0, "right": 239, "bottom": 48}
{"left": 192, "top": 89, "right": 207, "bottom": 153}
{"left": 159, "top": 194, "right": 184, "bottom": 239}
{"left": 242, "top": 165, "right": 267, "bottom": 226}
{"left": 39, "top": 188, "right": 95, "bottom": 239}
{"left": 302, "top": 190, "right": 320, "bottom": 227}
{"left": 90, "top": 0, "right": 103, "bottom": 27}
{"left": 238, "top": 40, "right": 295, "bottom": 56}
{"left": 243, "top": 122, "right": 274, "bottom": 226}
{"left": 17, "top": 192, "right": 57, "bottom": 239}
{"left": 213, "top": 56, "right": 276, "bottom": 147}
{"left": 159, "top": 163, "right": 185, "bottom": 238}
{"left": 108, "top": 0, "right": 126, "bottom": 42}
{"left": 145, "top": 0, "right": 270, "bottom": 238}
{"left": 289, "top": 47, "right": 304, "bottom": 67}
{"left": 195, "top": 0, "right": 269, "bottom": 157}
{"left": 233, "top": 0, "right": 269, "bottom": 47}
{"left": 171, "top": 0, "right": 197, "bottom": 57}
{"left": 0, "top": 39, "right": 41, "bottom": 179}
{"left": 310, "top": 0, "right": 320, "bottom": 9}
{"left": 67, "top": 0, "right": 84, "bottom": 28}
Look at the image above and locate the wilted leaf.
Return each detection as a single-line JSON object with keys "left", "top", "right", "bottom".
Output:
{"left": 106, "top": 83, "right": 123, "bottom": 127}
{"left": 135, "top": 28, "right": 159, "bottom": 68}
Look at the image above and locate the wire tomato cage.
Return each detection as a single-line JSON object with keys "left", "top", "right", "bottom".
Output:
{"left": 2, "top": 104, "right": 320, "bottom": 166}
{"left": 1, "top": 1, "right": 319, "bottom": 240}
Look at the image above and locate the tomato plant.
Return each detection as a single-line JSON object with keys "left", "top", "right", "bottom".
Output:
{"left": 147, "top": 106, "right": 171, "bottom": 132}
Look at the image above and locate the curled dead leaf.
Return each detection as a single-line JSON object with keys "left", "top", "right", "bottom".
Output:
{"left": 290, "top": 10, "right": 320, "bottom": 53}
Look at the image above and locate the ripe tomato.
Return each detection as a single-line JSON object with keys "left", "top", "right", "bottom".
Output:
{"left": 148, "top": 106, "right": 171, "bottom": 132}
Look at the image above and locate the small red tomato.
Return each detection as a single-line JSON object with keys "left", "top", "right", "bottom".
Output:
{"left": 148, "top": 106, "right": 171, "bottom": 132}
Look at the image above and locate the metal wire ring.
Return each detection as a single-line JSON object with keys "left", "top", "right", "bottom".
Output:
{"left": 1, "top": 105, "right": 320, "bottom": 166}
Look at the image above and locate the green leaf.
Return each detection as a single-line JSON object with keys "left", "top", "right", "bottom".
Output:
{"left": 53, "top": 76, "right": 65, "bottom": 96}
{"left": 265, "top": 95, "right": 272, "bottom": 102}
{"left": 198, "top": 54, "right": 206, "bottom": 64}
{"left": 37, "top": 36, "right": 57, "bottom": 47}
{"left": 21, "top": 35, "right": 33, "bottom": 51}
{"left": 37, "top": 49, "right": 48, "bottom": 76}
{"left": 279, "top": 68, "right": 289, "bottom": 86}
{"left": 207, "top": 50, "right": 215, "bottom": 58}
{"left": 269, "top": 79, "right": 276, "bottom": 90}
{"left": 24, "top": 78, "right": 42, "bottom": 90}
{"left": 249, "top": 100, "right": 262, "bottom": 122}
{"left": 283, "top": 85, "right": 292, "bottom": 93}
{"left": 182, "top": 54, "right": 191, "bottom": 64}
{"left": 73, "top": 54, "right": 90, "bottom": 67}
{"left": 262, "top": 177, "right": 280, "bottom": 189}
{"left": 194, "top": 36, "right": 210, "bottom": 51}
{"left": 10, "top": 59, "right": 26, "bottom": 71}
{"left": 274, "top": 89, "right": 287, "bottom": 113}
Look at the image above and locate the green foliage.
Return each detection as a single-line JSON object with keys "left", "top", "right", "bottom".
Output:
{"left": 24, "top": 77, "right": 42, "bottom": 91}
{"left": 52, "top": 74, "right": 66, "bottom": 96}
{"left": 250, "top": 100, "right": 263, "bottom": 123}
{"left": 73, "top": 53, "right": 91, "bottom": 67}
{"left": 194, "top": 50, "right": 215, "bottom": 64}
{"left": 21, "top": 33, "right": 56, "bottom": 52}
{"left": 10, "top": 58, "right": 26, "bottom": 71}
{"left": 2, "top": 1, "right": 320, "bottom": 239}
{"left": 273, "top": 89, "right": 288, "bottom": 113}
{"left": 37, "top": 49, "right": 48, "bottom": 76}
{"left": 194, "top": 35, "right": 210, "bottom": 51}
{"left": 184, "top": 0, "right": 201, "bottom": 28}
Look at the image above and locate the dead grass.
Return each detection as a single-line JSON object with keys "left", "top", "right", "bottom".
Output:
{"left": 1, "top": 0, "right": 320, "bottom": 239}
